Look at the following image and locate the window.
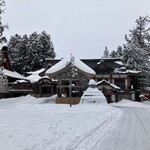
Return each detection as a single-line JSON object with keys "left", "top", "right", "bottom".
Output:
{"left": 114, "top": 79, "right": 125, "bottom": 89}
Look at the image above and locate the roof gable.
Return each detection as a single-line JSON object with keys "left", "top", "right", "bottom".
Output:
{"left": 46, "top": 56, "right": 96, "bottom": 79}
{"left": 97, "top": 79, "right": 121, "bottom": 90}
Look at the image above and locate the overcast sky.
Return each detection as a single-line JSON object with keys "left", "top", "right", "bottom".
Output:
{"left": 3, "top": 0, "right": 150, "bottom": 59}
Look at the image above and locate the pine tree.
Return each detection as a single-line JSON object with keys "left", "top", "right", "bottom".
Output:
{"left": 66, "top": 56, "right": 78, "bottom": 79}
{"left": 122, "top": 16, "right": 150, "bottom": 90}
{"left": 28, "top": 31, "right": 56, "bottom": 71}
{"left": 0, "top": 0, "right": 8, "bottom": 64}
{"left": 0, "top": 0, "right": 8, "bottom": 44}
{"left": 116, "top": 46, "right": 123, "bottom": 58}
{"left": 109, "top": 50, "right": 117, "bottom": 58}
{"left": 122, "top": 16, "right": 150, "bottom": 71}
{"left": 103, "top": 46, "right": 109, "bottom": 58}
{"left": 8, "top": 31, "right": 56, "bottom": 75}
{"left": 0, "top": 45, "right": 2, "bottom": 64}
{"left": 8, "top": 34, "right": 23, "bottom": 72}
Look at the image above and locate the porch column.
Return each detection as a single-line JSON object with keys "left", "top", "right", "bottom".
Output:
{"left": 125, "top": 79, "right": 128, "bottom": 90}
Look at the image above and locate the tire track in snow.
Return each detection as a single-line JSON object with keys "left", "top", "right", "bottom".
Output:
{"left": 25, "top": 111, "right": 87, "bottom": 150}
{"left": 131, "top": 109, "right": 150, "bottom": 141}
{"left": 111, "top": 107, "right": 150, "bottom": 150}
{"left": 112, "top": 109, "right": 135, "bottom": 150}
{"left": 66, "top": 108, "right": 122, "bottom": 150}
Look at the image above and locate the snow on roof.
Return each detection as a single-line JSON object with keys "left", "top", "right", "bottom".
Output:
{"left": 126, "top": 69, "right": 141, "bottom": 74}
{"left": 3, "top": 68, "right": 25, "bottom": 79}
{"left": 97, "top": 79, "right": 121, "bottom": 90}
{"left": 114, "top": 68, "right": 141, "bottom": 74}
{"left": 111, "top": 99, "right": 150, "bottom": 108}
{"left": 12, "top": 79, "right": 29, "bottom": 84}
{"left": 46, "top": 55, "right": 96, "bottom": 76}
{"left": 26, "top": 68, "right": 45, "bottom": 75}
{"left": 97, "top": 60, "right": 104, "bottom": 64}
{"left": 25, "top": 74, "right": 42, "bottom": 83}
{"left": 25, "top": 74, "right": 49, "bottom": 83}
{"left": 145, "top": 87, "right": 150, "bottom": 91}
{"left": 114, "top": 61, "right": 123, "bottom": 65}
{"left": 73, "top": 57, "right": 96, "bottom": 75}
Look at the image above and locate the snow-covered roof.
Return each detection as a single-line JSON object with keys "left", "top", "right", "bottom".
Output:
{"left": 114, "top": 68, "right": 141, "bottom": 74}
{"left": 97, "top": 79, "right": 121, "bottom": 90}
{"left": 13, "top": 80, "right": 29, "bottom": 84}
{"left": 2, "top": 68, "right": 25, "bottom": 79}
{"left": 25, "top": 74, "right": 50, "bottom": 83}
{"left": 145, "top": 87, "right": 150, "bottom": 91}
{"left": 26, "top": 68, "right": 45, "bottom": 75}
{"left": 125, "top": 69, "right": 141, "bottom": 74}
{"left": 97, "top": 60, "right": 104, "bottom": 64}
{"left": 46, "top": 55, "right": 96, "bottom": 78}
{"left": 114, "top": 61, "right": 123, "bottom": 65}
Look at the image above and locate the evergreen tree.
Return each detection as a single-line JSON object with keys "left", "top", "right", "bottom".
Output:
{"left": 8, "top": 31, "right": 56, "bottom": 75}
{"left": 66, "top": 55, "right": 78, "bottom": 79}
{"left": 122, "top": 16, "right": 150, "bottom": 90}
{"left": 8, "top": 34, "right": 22, "bottom": 71}
{"left": 0, "top": 0, "right": 8, "bottom": 44}
{"left": 103, "top": 46, "right": 109, "bottom": 58}
{"left": 109, "top": 46, "right": 123, "bottom": 58}
{"left": 0, "top": 0, "right": 8, "bottom": 64}
{"left": 0, "top": 53, "right": 1, "bottom": 64}
{"left": 116, "top": 46, "right": 123, "bottom": 58}
{"left": 122, "top": 16, "right": 150, "bottom": 71}
{"left": 109, "top": 50, "right": 117, "bottom": 58}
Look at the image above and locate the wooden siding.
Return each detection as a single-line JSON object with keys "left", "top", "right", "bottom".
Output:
{"left": 56, "top": 97, "right": 80, "bottom": 104}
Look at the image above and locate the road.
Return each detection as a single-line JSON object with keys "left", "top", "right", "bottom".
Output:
{"left": 85, "top": 107, "right": 150, "bottom": 150}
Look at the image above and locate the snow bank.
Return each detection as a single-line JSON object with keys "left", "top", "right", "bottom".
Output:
{"left": 111, "top": 99, "right": 150, "bottom": 108}
{"left": 143, "top": 100, "right": 150, "bottom": 105}
{"left": 0, "top": 95, "right": 121, "bottom": 150}
{"left": 0, "top": 95, "right": 56, "bottom": 107}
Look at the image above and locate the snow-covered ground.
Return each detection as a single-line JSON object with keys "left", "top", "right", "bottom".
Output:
{"left": 111, "top": 99, "right": 150, "bottom": 108}
{"left": 0, "top": 95, "right": 150, "bottom": 150}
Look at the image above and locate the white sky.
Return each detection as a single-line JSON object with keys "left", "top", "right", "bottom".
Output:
{"left": 2, "top": 0, "right": 150, "bottom": 59}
